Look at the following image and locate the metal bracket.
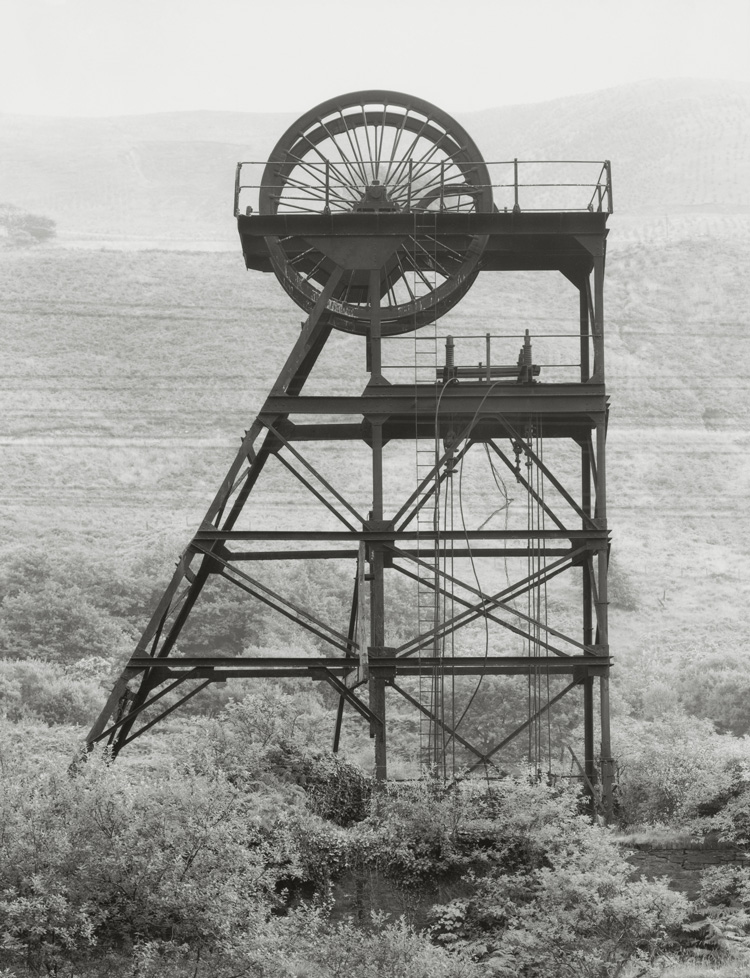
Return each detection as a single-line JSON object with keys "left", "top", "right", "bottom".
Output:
{"left": 310, "top": 668, "right": 382, "bottom": 727}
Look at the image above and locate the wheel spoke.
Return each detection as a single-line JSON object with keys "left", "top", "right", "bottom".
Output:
{"left": 315, "top": 114, "right": 368, "bottom": 190}
{"left": 409, "top": 237, "right": 452, "bottom": 278}
{"left": 420, "top": 234, "right": 467, "bottom": 261}
{"left": 360, "top": 104, "right": 375, "bottom": 179}
{"left": 295, "top": 129, "right": 365, "bottom": 197}
{"left": 385, "top": 111, "right": 435, "bottom": 189}
{"left": 336, "top": 108, "right": 370, "bottom": 186}
{"left": 395, "top": 253, "right": 416, "bottom": 303}
{"left": 288, "top": 246, "right": 317, "bottom": 266}
{"left": 375, "top": 103, "right": 388, "bottom": 180}
{"left": 280, "top": 173, "right": 352, "bottom": 210}
{"left": 301, "top": 254, "right": 328, "bottom": 285}
{"left": 382, "top": 109, "right": 410, "bottom": 187}
{"left": 348, "top": 115, "right": 370, "bottom": 183}
{"left": 391, "top": 141, "right": 451, "bottom": 201}
{"left": 401, "top": 242, "right": 436, "bottom": 291}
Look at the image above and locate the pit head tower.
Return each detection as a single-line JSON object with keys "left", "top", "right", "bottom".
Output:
{"left": 86, "top": 91, "right": 614, "bottom": 813}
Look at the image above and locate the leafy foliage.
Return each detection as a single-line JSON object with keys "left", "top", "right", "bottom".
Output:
{"left": 0, "top": 658, "right": 105, "bottom": 725}
{"left": 612, "top": 713, "right": 750, "bottom": 827}
{"left": 425, "top": 782, "right": 688, "bottom": 977}
{"left": 0, "top": 727, "right": 695, "bottom": 977}
{"left": 677, "top": 866, "right": 750, "bottom": 963}
{"left": 0, "top": 550, "right": 139, "bottom": 666}
{"left": 0, "top": 204, "right": 56, "bottom": 247}
{"left": 0, "top": 751, "right": 303, "bottom": 974}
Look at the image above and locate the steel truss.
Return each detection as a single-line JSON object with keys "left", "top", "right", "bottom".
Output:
{"left": 85, "top": 204, "right": 614, "bottom": 815}
{"left": 85, "top": 85, "right": 613, "bottom": 812}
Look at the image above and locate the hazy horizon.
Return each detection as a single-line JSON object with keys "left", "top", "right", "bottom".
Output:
{"left": 3, "top": 0, "right": 749, "bottom": 118}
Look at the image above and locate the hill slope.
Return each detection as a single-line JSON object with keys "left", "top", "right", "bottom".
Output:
{"left": 0, "top": 78, "right": 748, "bottom": 716}
{"left": 1, "top": 78, "right": 749, "bottom": 245}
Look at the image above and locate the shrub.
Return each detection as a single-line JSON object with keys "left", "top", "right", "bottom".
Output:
{"left": 613, "top": 714, "right": 750, "bottom": 827}
{"left": 0, "top": 752, "right": 299, "bottom": 973}
{"left": 426, "top": 781, "right": 688, "bottom": 977}
{"left": 0, "top": 658, "right": 105, "bottom": 725}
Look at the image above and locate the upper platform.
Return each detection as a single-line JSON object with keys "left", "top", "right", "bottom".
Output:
{"left": 236, "top": 157, "right": 612, "bottom": 282}
{"left": 237, "top": 209, "right": 609, "bottom": 278}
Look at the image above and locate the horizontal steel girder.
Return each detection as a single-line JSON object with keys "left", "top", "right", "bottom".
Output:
{"left": 260, "top": 385, "right": 607, "bottom": 428}
{"left": 193, "top": 528, "right": 609, "bottom": 544}
{"left": 126, "top": 654, "right": 611, "bottom": 679}
{"left": 239, "top": 211, "right": 608, "bottom": 238}
{"left": 238, "top": 211, "right": 607, "bottom": 275}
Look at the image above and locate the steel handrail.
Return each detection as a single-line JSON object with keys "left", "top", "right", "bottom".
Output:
{"left": 233, "top": 159, "right": 613, "bottom": 217}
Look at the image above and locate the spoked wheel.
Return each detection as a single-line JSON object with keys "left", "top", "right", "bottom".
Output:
{"left": 259, "top": 90, "right": 493, "bottom": 335}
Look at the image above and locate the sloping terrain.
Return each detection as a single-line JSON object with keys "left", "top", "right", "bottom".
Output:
{"left": 0, "top": 77, "right": 748, "bottom": 697}
{"left": 1, "top": 79, "right": 749, "bottom": 246}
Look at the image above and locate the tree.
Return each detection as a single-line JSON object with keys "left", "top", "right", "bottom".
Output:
{"left": 0, "top": 203, "right": 56, "bottom": 246}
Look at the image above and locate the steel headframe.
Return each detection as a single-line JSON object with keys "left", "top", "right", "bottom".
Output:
{"left": 85, "top": 91, "right": 614, "bottom": 818}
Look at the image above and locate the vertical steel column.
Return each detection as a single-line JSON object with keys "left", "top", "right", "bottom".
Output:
{"left": 592, "top": 254, "right": 613, "bottom": 817}
{"left": 368, "top": 269, "right": 387, "bottom": 780}
{"left": 591, "top": 254, "right": 605, "bottom": 384}
{"left": 580, "top": 277, "right": 596, "bottom": 790}
{"left": 579, "top": 281, "right": 590, "bottom": 384}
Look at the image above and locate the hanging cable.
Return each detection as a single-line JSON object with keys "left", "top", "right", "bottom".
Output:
{"left": 444, "top": 380, "right": 506, "bottom": 757}
{"left": 539, "top": 428, "right": 553, "bottom": 778}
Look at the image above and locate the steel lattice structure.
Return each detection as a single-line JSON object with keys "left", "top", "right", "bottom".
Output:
{"left": 85, "top": 92, "right": 614, "bottom": 814}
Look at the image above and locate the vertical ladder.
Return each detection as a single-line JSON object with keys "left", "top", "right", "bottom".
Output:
{"left": 414, "top": 322, "right": 441, "bottom": 772}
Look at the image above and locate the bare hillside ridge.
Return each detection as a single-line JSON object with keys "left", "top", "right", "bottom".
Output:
{"left": 0, "top": 78, "right": 748, "bottom": 244}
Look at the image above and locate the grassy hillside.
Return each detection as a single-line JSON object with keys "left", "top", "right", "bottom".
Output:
{"left": 0, "top": 222, "right": 747, "bottom": 678}
{"left": 1, "top": 79, "right": 749, "bottom": 245}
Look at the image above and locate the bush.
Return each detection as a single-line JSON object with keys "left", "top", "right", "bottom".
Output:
{"left": 426, "top": 781, "right": 688, "bottom": 977}
{"left": 613, "top": 714, "right": 750, "bottom": 827}
{"left": 0, "top": 203, "right": 56, "bottom": 247}
{"left": 0, "top": 752, "right": 300, "bottom": 974}
{"left": 0, "top": 658, "right": 105, "bottom": 725}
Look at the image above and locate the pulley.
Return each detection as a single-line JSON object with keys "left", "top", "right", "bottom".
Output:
{"left": 259, "top": 90, "right": 493, "bottom": 335}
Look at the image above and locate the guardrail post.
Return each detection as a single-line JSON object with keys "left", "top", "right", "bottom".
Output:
{"left": 513, "top": 159, "right": 520, "bottom": 213}
{"left": 233, "top": 163, "right": 241, "bottom": 217}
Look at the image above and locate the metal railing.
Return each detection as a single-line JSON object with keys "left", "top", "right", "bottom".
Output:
{"left": 233, "top": 159, "right": 612, "bottom": 218}
{"left": 381, "top": 330, "right": 590, "bottom": 386}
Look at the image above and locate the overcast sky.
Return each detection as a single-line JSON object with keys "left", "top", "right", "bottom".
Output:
{"left": 2, "top": 0, "right": 749, "bottom": 117}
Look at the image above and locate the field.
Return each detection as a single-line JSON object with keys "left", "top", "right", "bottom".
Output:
{"left": 1, "top": 225, "right": 747, "bottom": 682}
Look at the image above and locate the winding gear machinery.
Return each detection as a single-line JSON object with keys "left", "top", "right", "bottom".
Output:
{"left": 259, "top": 90, "right": 492, "bottom": 333}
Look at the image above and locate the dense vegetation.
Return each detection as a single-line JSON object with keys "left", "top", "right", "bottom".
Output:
{"left": 0, "top": 711, "right": 707, "bottom": 977}
{"left": 1, "top": 203, "right": 748, "bottom": 974}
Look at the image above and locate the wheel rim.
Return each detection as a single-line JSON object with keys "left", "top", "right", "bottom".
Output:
{"left": 260, "top": 90, "right": 492, "bottom": 335}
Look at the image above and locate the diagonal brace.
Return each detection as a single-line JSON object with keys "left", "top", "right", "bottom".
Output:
{"left": 395, "top": 437, "right": 474, "bottom": 530}
{"left": 274, "top": 450, "right": 358, "bottom": 531}
{"left": 260, "top": 418, "right": 366, "bottom": 527}
{"left": 390, "top": 544, "right": 590, "bottom": 655}
{"left": 90, "top": 670, "right": 201, "bottom": 746}
{"left": 389, "top": 679, "right": 498, "bottom": 768}
{"left": 313, "top": 668, "right": 382, "bottom": 727}
{"left": 118, "top": 680, "right": 213, "bottom": 751}
{"left": 392, "top": 559, "right": 577, "bottom": 658}
{"left": 193, "top": 543, "right": 353, "bottom": 650}
{"left": 466, "top": 681, "right": 577, "bottom": 774}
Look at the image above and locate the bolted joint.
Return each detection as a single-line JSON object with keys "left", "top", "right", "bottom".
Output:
{"left": 192, "top": 542, "right": 231, "bottom": 574}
